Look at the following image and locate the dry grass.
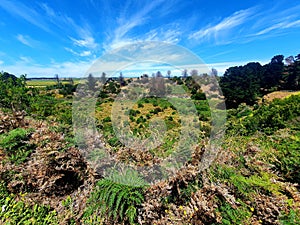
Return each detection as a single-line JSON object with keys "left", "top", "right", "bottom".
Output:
{"left": 261, "top": 90, "right": 300, "bottom": 103}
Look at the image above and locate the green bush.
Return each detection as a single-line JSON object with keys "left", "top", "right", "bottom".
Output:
{"left": 280, "top": 209, "right": 300, "bottom": 225}
{"left": 128, "top": 109, "right": 140, "bottom": 117}
{"left": 102, "top": 116, "right": 111, "bottom": 123}
{"left": 58, "top": 84, "right": 77, "bottom": 96}
{"left": 217, "top": 202, "right": 251, "bottom": 225}
{"left": 269, "top": 132, "right": 300, "bottom": 184}
{"left": 191, "top": 92, "right": 206, "bottom": 100}
{"left": 227, "top": 94, "right": 300, "bottom": 135}
{"left": 108, "top": 137, "right": 121, "bottom": 147}
{"left": 0, "top": 128, "right": 35, "bottom": 164}
{"left": 136, "top": 116, "right": 146, "bottom": 124}
{"left": 0, "top": 73, "right": 30, "bottom": 111}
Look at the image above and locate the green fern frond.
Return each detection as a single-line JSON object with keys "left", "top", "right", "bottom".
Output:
{"left": 83, "top": 168, "right": 147, "bottom": 224}
{"left": 126, "top": 205, "right": 137, "bottom": 224}
{"left": 119, "top": 200, "right": 126, "bottom": 220}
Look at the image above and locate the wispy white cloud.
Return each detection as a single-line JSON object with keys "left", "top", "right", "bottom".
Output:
{"left": 0, "top": 60, "right": 4, "bottom": 65}
{"left": 189, "top": 8, "right": 255, "bottom": 42}
{"left": 1, "top": 58, "right": 94, "bottom": 78}
{"left": 16, "top": 34, "right": 33, "bottom": 47}
{"left": 145, "top": 24, "right": 182, "bottom": 43}
{"left": 115, "top": 0, "right": 164, "bottom": 40}
{"left": 65, "top": 48, "right": 92, "bottom": 57}
{"left": 79, "top": 51, "right": 92, "bottom": 57}
{"left": 39, "top": 3, "right": 56, "bottom": 17}
{"left": 106, "top": 23, "right": 181, "bottom": 51}
{"left": 188, "top": 3, "right": 300, "bottom": 46}
{"left": 39, "top": 3, "right": 99, "bottom": 52}
{"left": 205, "top": 50, "right": 234, "bottom": 60}
{"left": 70, "top": 36, "right": 98, "bottom": 49}
{"left": 254, "top": 20, "right": 300, "bottom": 36}
{"left": 19, "top": 56, "right": 34, "bottom": 64}
{"left": 105, "top": 0, "right": 180, "bottom": 50}
{"left": 0, "top": 0, "right": 50, "bottom": 32}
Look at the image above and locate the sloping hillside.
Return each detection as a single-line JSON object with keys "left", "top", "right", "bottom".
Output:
{"left": 1, "top": 83, "right": 300, "bottom": 224}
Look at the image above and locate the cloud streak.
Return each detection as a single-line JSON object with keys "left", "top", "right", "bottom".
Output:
{"left": 105, "top": 0, "right": 180, "bottom": 50}
{"left": 188, "top": 3, "right": 300, "bottom": 46}
{"left": 0, "top": 0, "right": 51, "bottom": 32}
{"left": 65, "top": 48, "right": 92, "bottom": 57}
{"left": 16, "top": 34, "right": 34, "bottom": 47}
{"left": 1, "top": 58, "right": 93, "bottom": 78}
{"left": 189, "top": 8, "right": 255, "bottom": 42}
{"left": 70, "top": 35, "right": 98, "bottom": 50}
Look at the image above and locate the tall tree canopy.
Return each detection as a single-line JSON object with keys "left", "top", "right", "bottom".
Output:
{"left": 220, "top": 62, "right": 263, "bottom": 108}
{"left": 220, "top": 54, "right": 300, "bottom": 109}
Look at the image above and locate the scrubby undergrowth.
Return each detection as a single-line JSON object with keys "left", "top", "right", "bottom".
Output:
{"left": 0, "top": 85, "right": 300, "bottom": 224}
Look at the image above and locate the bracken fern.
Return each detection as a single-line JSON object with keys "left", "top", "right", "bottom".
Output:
{"left": 83, "top": 168, "right": 147, "bottom": 224}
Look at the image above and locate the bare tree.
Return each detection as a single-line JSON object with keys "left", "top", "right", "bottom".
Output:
{"left": 119, "top": 72, "right": 125, "bottom": 86}
{"left": 149, "top": 71, "right": 166, "bottom": 96}
{"left": 87, "top": 73, "right": 96, "bottom": 91}
{"left": 190, "top": 69, "right": 199, "bottom": 76}
{"left": 55, "top": 74, "right": 59, "bottom": 85}
{"left": 182, "top": 69, "right": 188, "bottom": 78}
{"left": 211, "top": 68, "right": 218, "bottom": 76}
{"left": 167, "top": 70, "right": 171, "bottom": 78}
{"left": 69, "top": 77, "right": 74, "bottom": 85}
{"left": 156, "top": 71, "right": 163, "bottom": 77}
{"left": 101, "top": 72, "right": 106, "bottom": 84}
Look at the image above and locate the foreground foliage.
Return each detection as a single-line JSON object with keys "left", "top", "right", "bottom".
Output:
{"left": 83, "top": 169, "right": 146, "bottom": 224}
{"left": 0, "top": 182, "right": 58, "bottom": 224}
{"left": 0, "top": 70, "right": 299, "bottom": 224}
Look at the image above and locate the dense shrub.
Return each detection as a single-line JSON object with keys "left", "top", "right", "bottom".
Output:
{"left": 0, "top": 128, "right": 35, "bottom": 164}
{"left": 269, "top": 132, "right": 300, "bottom": 184}
{"left": 227, "top": 94, "right": 300, "bottom": 135}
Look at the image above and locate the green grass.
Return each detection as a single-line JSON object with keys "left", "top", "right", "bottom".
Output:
{"left": 26, "top": 79, "right": 81, "bottom": 87}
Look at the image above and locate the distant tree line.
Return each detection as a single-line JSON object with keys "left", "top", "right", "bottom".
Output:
{"left": 220, "top": 54, "right": 300, "bottom": 108}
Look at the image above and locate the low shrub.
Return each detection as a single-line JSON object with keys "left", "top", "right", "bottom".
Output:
{"left": 0, "top": 128, "right": 35, "bottom": 164}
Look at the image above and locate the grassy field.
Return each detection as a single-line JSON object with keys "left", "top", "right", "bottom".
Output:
{"left": 26, "top": 79, "right": 82, "bottom": 87}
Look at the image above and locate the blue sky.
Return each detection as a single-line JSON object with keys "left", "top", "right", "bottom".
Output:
{"left": 0, "top": 0, "right": 300, "bottom": 77}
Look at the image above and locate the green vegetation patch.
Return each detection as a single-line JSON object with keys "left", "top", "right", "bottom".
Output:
{"left": 0, "top": 128, "right": 35, "bottom": 164}
{"left": 0, "top": 182, "right": 58, "bottom": 224}
{"left": 83, "top": 169, "right": 146, "bottom": 224}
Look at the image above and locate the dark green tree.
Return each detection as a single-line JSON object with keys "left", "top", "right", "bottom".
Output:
{"left": 261, "top": 55, "right": 284, "bottom": 92}
{"left": 220, "top": 62, "right": 264, "bottom": 108}
{"left": 283, "top": 54, "right": 300, "bottom": 90}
